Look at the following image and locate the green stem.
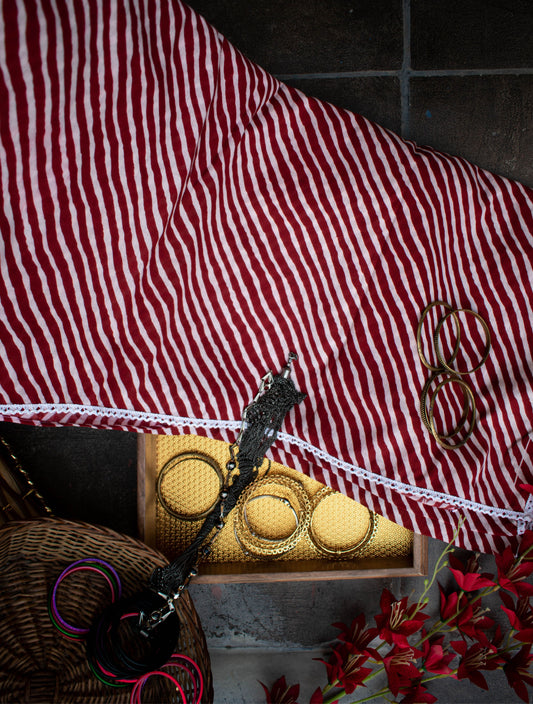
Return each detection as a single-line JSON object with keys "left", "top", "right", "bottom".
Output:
{"left": 412, "top": 517, "right": 466, "bottom": 615}
{"left": 413, "top": 583, "right": 501, "bottom": 649}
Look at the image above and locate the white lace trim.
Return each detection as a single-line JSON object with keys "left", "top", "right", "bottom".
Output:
{"left": 1, "top": 402, "right": 529, "bottom": 529}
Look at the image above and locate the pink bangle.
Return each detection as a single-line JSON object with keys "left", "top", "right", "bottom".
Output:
{"left": 130, "top": 670, "right": 186, "bottom": 704}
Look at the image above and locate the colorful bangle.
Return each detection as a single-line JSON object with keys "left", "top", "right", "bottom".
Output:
{"left": 86, "top": 591, "right": 180, "bottom": 686}
{"left": 130, "top": 671, "right": 186, "bottom": 704}
{"left": 157, "top": 452, "right": 223, "bottom": 521}
{"left": 129, "top": 654, "right": 204, "bottom": 704}
{"left": 48, "top": 558, "right": 122, "bottom": 640}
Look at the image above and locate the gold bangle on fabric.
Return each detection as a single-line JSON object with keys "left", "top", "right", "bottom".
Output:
{"left": 416, "top": 300, "right": 461, "bottom": 372}
{"left": 243, "top": 494, "right": 300, "bottom": 541}
{"left": 419, "top": 373, "right": 472, "bottom": 439}
{"left": 434, "top": 308, "right": 491, "bottom": 375}
{"left": 307, "top": 487, "right": 378, "bottom": 558}
{"left": 156, "top": 451, "right": 223, "bottom": 521}
{"left": 233, "top": 475, "right": 311, "bottom": 558}
{"left": 426, "top": 376, "right": 477, "bottom": 450}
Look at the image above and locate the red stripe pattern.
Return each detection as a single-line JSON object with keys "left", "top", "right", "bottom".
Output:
{"left": 1, "top": 0, "right": 533, "bottom": 553}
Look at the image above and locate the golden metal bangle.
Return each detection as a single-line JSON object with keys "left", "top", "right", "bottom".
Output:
{"left": 156, "top": 451, "right": 223, "bottom": 521}
{"left": 434, "top": 308, "right": 491, "bottom": 375}
{"left": 427, "top": 376, "right": 477, "bottom": 450}
{"left": 307, "top": 487, "right": 378, "bottom": 558}
{"left": 420, "top": 373, "right": 472, "bottom": 439}
{"left": 416, "top": 300, "right": 461, "bottom": 372}
{"left": 243, "top": 494, "right": 299, "bottom": 542}
{"left": 233, "top": 475, "right": 311, "bottom": 557}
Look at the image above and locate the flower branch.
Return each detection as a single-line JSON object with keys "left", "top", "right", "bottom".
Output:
{"left": 260, "top": 525, "right": 533, "bottom": 704}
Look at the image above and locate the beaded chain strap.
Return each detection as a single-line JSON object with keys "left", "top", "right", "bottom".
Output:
{"left": 86, "top": 353, "right": 306, "bottom": 680}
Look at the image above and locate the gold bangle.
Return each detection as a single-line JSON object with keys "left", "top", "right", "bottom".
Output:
{"left": 243, "top": 494, "right": 299, "bottom": 542}
{"left": 420, "top": 373, "right": 472, "bottom": 439}
{"left": 156, "top": 451, "right": 223, "bottom": 521}
{"left": 427, "top": 376, "right": 476, "bottom": 450}
{"left": 416, "top": 300, "right": 461, "bottom": 372}
{"left": 434, "top": 308, "right": 491, "bottom": 375}
{"left": 307, "top": 487, "right": 379, "bottom": 558}
{"left": 233, "top": 475, "right": 311, "bottom": 558}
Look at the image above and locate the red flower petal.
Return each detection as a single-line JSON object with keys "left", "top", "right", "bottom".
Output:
{"left": 501, "top": 605, "right": 522, "bottom": 630}
{"left": 449, "top": 567, "right": 495, "bottom": 592}
{"left": 515, "top": 628, "right": 533, "bottom": 644}
{"left": 259, "top": 676, "right": 300, "bottom": 704}
{"left": 451, "top": 640, "right": 467, "bottom": 656}
{"left": 496, "top": 547, "right": 516, "bottom": 575}
{"left": 423, "top": 644, "right": 455, "bottom": 675}
{"left": 309, "top": 687, "right": 323, "bottom": 704}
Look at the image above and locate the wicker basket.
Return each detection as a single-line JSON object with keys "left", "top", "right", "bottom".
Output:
{"left": 0, "top": 518, "right": 213, "bottom": 703}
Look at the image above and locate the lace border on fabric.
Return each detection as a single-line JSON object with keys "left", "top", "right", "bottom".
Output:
{"left": 1, "top": 402, "right": 530, "bottom": 532}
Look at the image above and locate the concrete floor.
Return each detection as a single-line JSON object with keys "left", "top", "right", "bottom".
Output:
{"left": 1, "top": 0, "right": 533, "bottom": 702}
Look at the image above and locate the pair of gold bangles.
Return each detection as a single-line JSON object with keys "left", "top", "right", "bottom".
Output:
{"left": 416, "top": 301, "right": 492, "bottom": 450}
{"left": 156, "top": 452, "right": 378, "bottom": 560}
{"left": 233, "top": 476, "right": 378, "bottom": 560}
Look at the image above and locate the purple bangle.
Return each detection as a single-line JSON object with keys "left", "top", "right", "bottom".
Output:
{"left": 50, "top": 558, "right": 122, "bottom": 636}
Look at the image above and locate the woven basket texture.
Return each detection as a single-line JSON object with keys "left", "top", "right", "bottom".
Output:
{"left": 0, "top": 518, "right": 213, "bottom": 703}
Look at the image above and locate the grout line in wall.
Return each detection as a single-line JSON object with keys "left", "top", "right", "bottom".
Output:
{"left": 275, "top": 70, "right": 399, "bottom": 80}
{"left": 276, "top": 68, "right": 533, "bottom": 81}
{"left": 400, "top": 0, "right": 411, "bottom": 139}
{"left": 412, "top": 67, "right": 533, "bottom": 76}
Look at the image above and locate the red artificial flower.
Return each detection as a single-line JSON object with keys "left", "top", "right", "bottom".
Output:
{"left": 383, "top": 645, "right": 423, "bottom": 696}
{"left": 501, "top": 593, "right": 533, "bottom": 644}
{"left": 399, "top": 680, "right": 438, "bottom": 704}
{"left": 420, "top": 634, "right": 455, "bottom": 675}
{"left": 332, "top": 613, "right": 379, "bottom": 655}
{"left": 260, "top": 676, "right": 300, "bottom": 704}
{"left": 496, "top": 546, "right": 533, "bottom": 597}
{"left": 502, "top": 644, "right": 533, "bottom": 703}
{"left": 448, "top": 553, "right": 495, "bottom": 592}
{"left": 437, "top": 584, "right": 494, "bottom": 644}
{"left": 374, "top": 589, "right": 429, "bottom": 647}
{"left": 451, "top": 640, "right": 502, "bottom": 690}
{"left": 459, "top": 603, "right": 494, "bottom": 645}
{"left": 320, "top": 644, "right": 372, "bottom": 694}
{"left": 438, "top": 585, "right": 464, "bottom": 624}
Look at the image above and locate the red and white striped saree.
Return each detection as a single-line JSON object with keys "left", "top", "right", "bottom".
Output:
{"left": 1, "top": 0, "right": 532, "bottom": 552}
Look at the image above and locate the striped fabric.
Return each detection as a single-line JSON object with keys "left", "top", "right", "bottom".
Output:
{"left": 1, "top": 0, "right": 532, "bottom": 553}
